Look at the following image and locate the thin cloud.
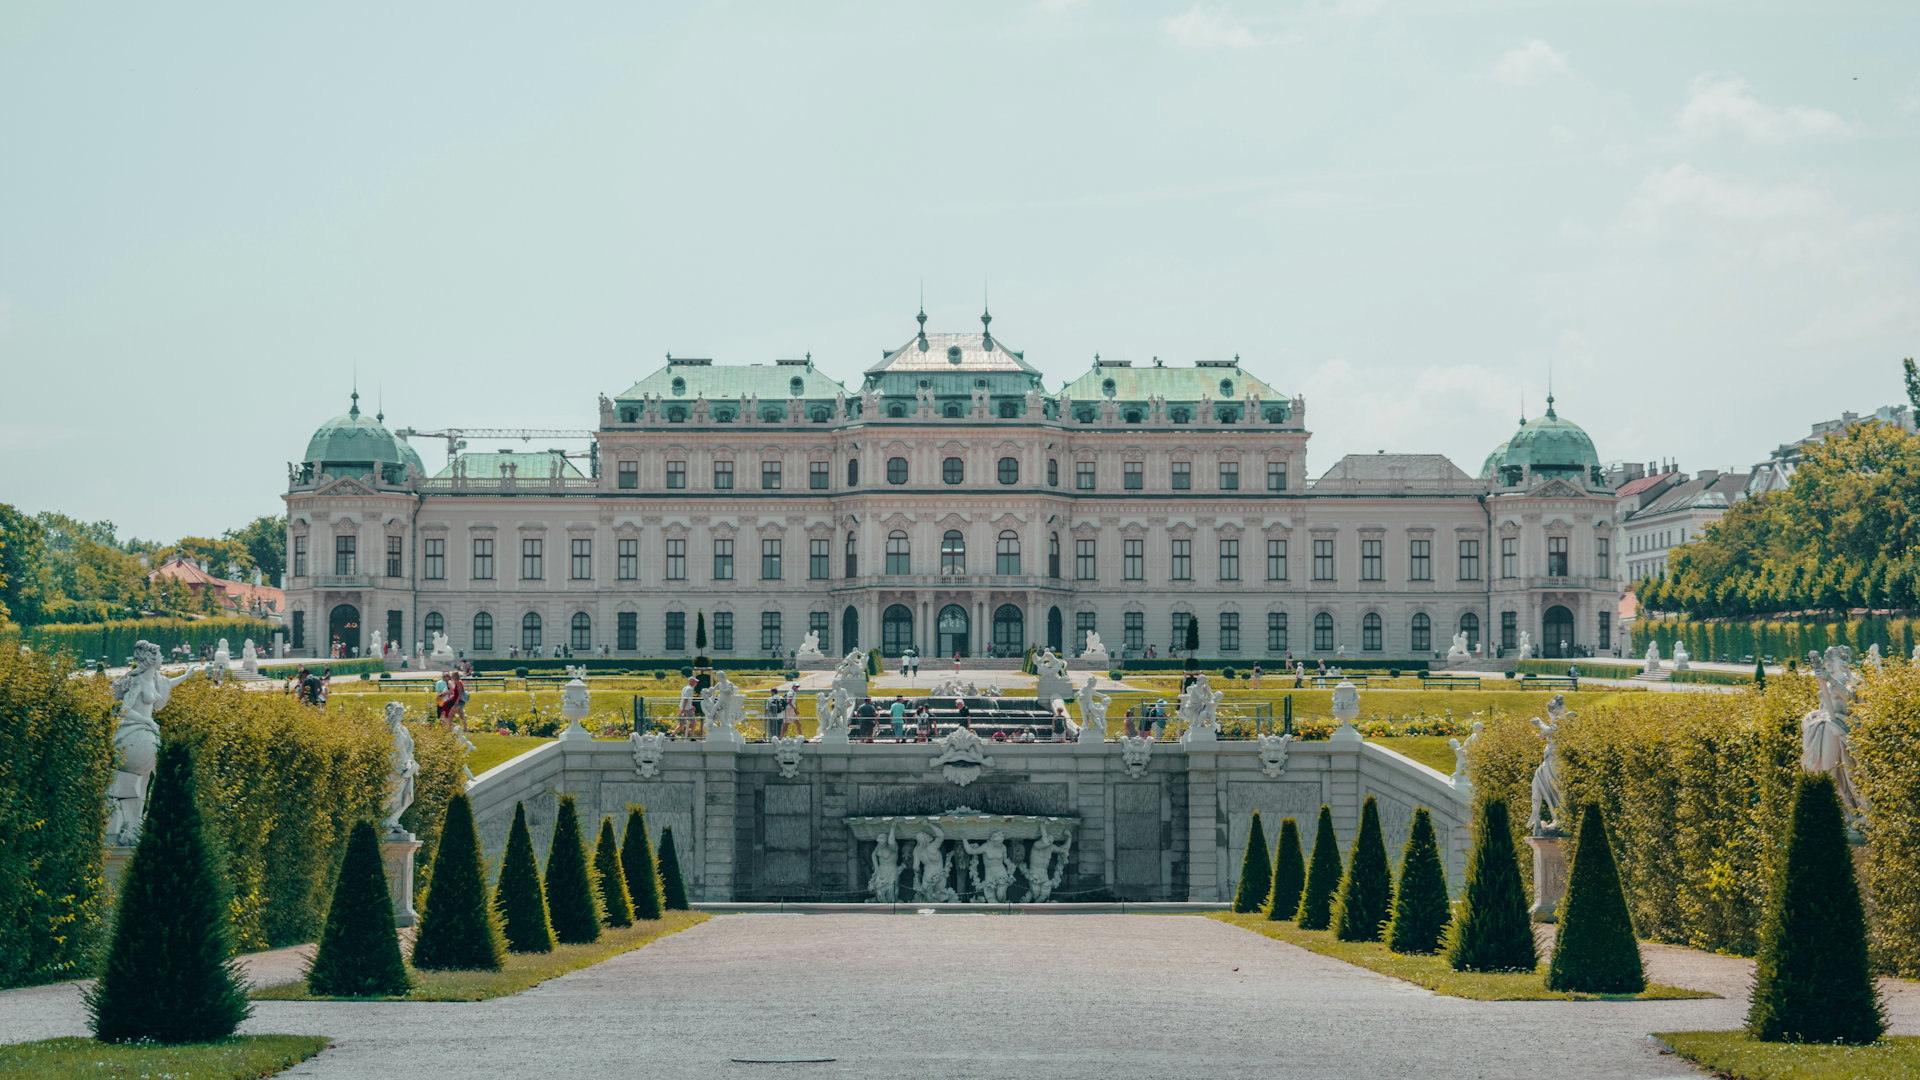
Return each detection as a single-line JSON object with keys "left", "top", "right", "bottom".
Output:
{"left": 1163, "top": 6, "right": 1262, "bottom": 49}
{"left": 1674, "top": 75, "right": 1849, "bottom": 144}
{"left": 1620, "top": 165, "right": 1828, "bottom": 233}
{"left": 1037, "top": 0, "right": 1089, "bottom": 11}
{"left": 1488, "top": 40, "right": 1569, "bottom": 88}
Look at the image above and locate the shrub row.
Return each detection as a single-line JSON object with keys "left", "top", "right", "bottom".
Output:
{"left": 23, "top": 617, "right": 282, "bottom": 666}
{"left": 1515, "top": 659, "right": 1643, "bottom": 680}
{"left": 1670, "top": 668, "right": 1760, "bottom": 686}
{"left": 1117, "top": 659, "right": 1432, "bottom": 673}
{"left": 1632, "top": 614, "right": 1915, "bottom": 666}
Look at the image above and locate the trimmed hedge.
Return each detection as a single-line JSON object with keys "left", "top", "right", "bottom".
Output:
{"left": 24, "top": 617, "right": 282, "bottom": 666}
{"left": 1633, "top": 614, "right": 1916, "bottom": 668}
{"left": 305, "top": 820, "right": 410, "bottom": 998}
{"left": 1117, "top": 659, "right": 1431, "bottom": 674}
{"left": 1671, "top": 668, "right": 1761, "bottom": 686}
{"left": 1296, "top": 806, "right": 1342, "bottom": 931}
{"left": 467, "top": 657, "right": 785, "bottom": 673}
{"left": 1516, "top": 659, "right": 1643, "bottom": 680}
{"left": 1233, "top": 812, "right": 1271, "bottom": 914}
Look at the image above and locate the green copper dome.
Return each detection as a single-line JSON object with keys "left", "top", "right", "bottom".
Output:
{"left": 1480, "top": 441, "right": 1510, "bottom": 480}
{"left": 303, "top": 392, "right": 424, "bottom": 478}
{"left": 1492, "top": 396, "right": 1599, "bottom": 480}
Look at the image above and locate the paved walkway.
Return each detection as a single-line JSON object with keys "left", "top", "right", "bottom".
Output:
{"left": 10, "top": 915, "right": 1917, "bottom": 1078}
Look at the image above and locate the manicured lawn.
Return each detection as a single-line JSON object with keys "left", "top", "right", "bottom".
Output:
{"left": 252, "top": 911, "right": 710, "bottom": 1001}
{"left": 1656, "top": 1031, "right": 1920, "bottom": 1079}
{"left": 1212, "top": 913, "right": 1714, "bottom": 1001}
{"left": 1366, "top": 735, "right": 1456, "bottom": 773}
{"left": 465, "top": 731, "right": 552, "bottom": 775}
{"left": 0, "top": 1035, "right": 329, "bottom": 1079}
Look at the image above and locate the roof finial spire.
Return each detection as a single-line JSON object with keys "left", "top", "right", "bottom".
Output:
{"left": 916, "top": 282, "right": 928, "bottom": 346}
{"left": 1519, "top": 384, "right": 1526, "bottom": 426}
{"left": 1546, "top": 359, "right": 1556, "bottom": 419}
{"left": 980, "top": 283, "right": 993, "bottom": 349}
{"left": 350, "top": 366, "right": 360, "bottom": 419}
{"left": 376, "top": 383, "right": 384, "bottom": 425}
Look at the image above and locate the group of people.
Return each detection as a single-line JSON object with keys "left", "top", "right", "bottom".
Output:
{"left": 288, "top": 666, "right": 331, "bottom": 705}
{"left": 431, "top": 669, "right": 468, "bottom": 722}
{"left": 1125, "top": 700, "right": 1170, "bottom": 739}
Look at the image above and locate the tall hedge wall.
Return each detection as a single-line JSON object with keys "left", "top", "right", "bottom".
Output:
{"left": 1632, "top": 615, "right": 1915, "bottom": 665}
{"left": 24, "top": 617, "right": 282, "bottom": 666}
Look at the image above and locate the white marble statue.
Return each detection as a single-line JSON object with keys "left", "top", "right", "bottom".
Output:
{"left": 1802, "top": 645, "right": 1868, "bottom": 825}
{"left": 1867, "top": 643, "right": 1884, "bottom": 670}
{"left": 631, "top": 730, "right": 667, "bottom": 778}
{"left": 1446, "top": 631, "right": 1470, "bottom": 664}
{"left": 1178, "top": 673, "right": 1224, "bottom": 743}
{"left": 1080, "top": 631, "right": 1109, "bottom": 663}
{"left": 1120, "top": 734, "right": 1153, "bottom": 778}
{"left": 453, "top": 726, "right": 477, "bottom": 780}
{"left": 558, "top": 672, "right": 593, "bottom": 741}
{"left": 912, "top": 825, "right": 955, "bottom": 902}
{"left": 963, "top": 830, "right": 1017, "bottom": 904}
{"left": 107, "top": 641, "right": 197, "bottom": 845}
{"left": 1912, "top": 642, "right": 1919, "bottom": 666}
{"left": 383, "top": 702, "right": 420, "bottom": 833}
{"left": 1672, "top": 642, "right": 1691, "bottom": 672}
{"left": 1336, "top": 643, "right": 1346, "bottom": 660}
{"left": 240, "top": 638, "right": 259, "bottom": 674}
{"left": 773, "top": 734, "right": 804, "bottom": 778}
{"left": 212, "top": 638, "right": 232, "bottom": 674}
{"left": 1075, "top": 676, "right": 1111, "bottom": 744}
{"left": 869, "top": 825, "right": 902, "bottom": 902}
{"left": 366, "top": 630, "right": 383, "bottom": 660}
{"left": 1448, "top": 721, "right": 1484, "bottom": 788}
{"left": 700, "top": 671, "right": 748, "bottom": 744}
{"left": 1256, "top": 733, "right": 1293, "bottom": 778}
{"left": 795, "top": 630, "right": 824, "bottom": 663}
{"left": 831, "top": 648, "right": 868, "bottom": 701}
{"left": 1330, "top": 680, "right": 1362, "bottom": 742}
{"left": 429, "top": 631, "right": 455, "bottom": 662}
{"left": 929, "top": 725, "right": 996, "bottom": 786}
{"left": 1527, "top": 697, "right": 1568, "bottom": 834}
{"left": 1021, "top": 826, "right": 1072, "bottom": 903}
{"left": 1516, "top": 631, "right": 1532, "bottom": 663}
{"left": 1034, "top": 647, "right": 1073, "bottom": 702}
{"left": 818, "top": 686, "right": 854, "bottom": 744}
{"left": 1644, "top": 641, "right": 1662, "bottom": 673}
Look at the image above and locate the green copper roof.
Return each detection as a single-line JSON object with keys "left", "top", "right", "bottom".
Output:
{"left": 1480, "top": 441, "right": 1510, "bottom": 480}
{"left": 304, "top": 393, "right": 425, "bottom": 473}
{"left": 1056, "top": 362, "right": 1283, "bottom": 403}
{"left": 434, "top": 450, "right": 584, "bottom": 480}
{"left": 616, "top": 359, "right": 849, "bottom": 402}
{"left": 1493, "top": 398, "right": 1599, "bottom": 476}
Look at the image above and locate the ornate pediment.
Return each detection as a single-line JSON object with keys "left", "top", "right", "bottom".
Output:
{"left": 1528, "top": 478, "right": 1588, "bottom": 499}
{"left": 310, "top": 475, "right": 379, "bottom": 498}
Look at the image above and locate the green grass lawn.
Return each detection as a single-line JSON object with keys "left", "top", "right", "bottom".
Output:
{"left": 253, "top": 911, "right": 709, "bottom": 1001}
{"left": 1212, "top": 913, "right": 1714, "bottom": 1001}
{"left": 1366, "top": 735, "right": 1457, "bottom": 773}
{"left": 464, "top": 731, "right": 552, "bottom": 775}
{"left": 0, "top": 1035, "right": 329, "bottom": 1080}
{"left": 1656, "top": 1031, "right": 1920, "bottom": 1079}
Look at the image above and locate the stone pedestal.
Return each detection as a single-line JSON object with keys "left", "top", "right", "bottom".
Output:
{"left": 1527, "top": 833, "right": 1568, "bottom": 923}
{"left": 380, "top": 831, "right": 423, "bottom": 927}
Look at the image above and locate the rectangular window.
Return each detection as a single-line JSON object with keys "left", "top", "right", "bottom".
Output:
{"left": 1458, "top": 539, "right": 1480, "bottom": 581}
{"left": 888, "top": 457, "right": 908, "bottom": 485}
{"left": 1049, "top": 534, "right": 1060, "bottom": 578}
{"left": 571, "top": 539, "right": 592, "bottom": 580}
{"left": 334, "top": 535, "right": 356, "bottom": 575}
{"left": 521, "top": 538, "right": 544, "bottom": 580}
{"left": 847, "top": 459, "right": 859, "bottom": 487}
{"left": 1409, "top": 540, "right": 1430, "bottom": 581}
{"left": 810, "top": 610, "right": 831, "bottom": 654}
{"left": 1171, "top": 462, "right": 1191, "bottom": 490}
{"left": 618, "top": 539, "right": 638, "bottom": 580}
{"left": 1124, "top": 539, "right": 1143, "bottom": 581}
{"left": 618, "top": 460, "right": 638, "bottom": 489}
{"left": 1268, "top": 540, "right": 1287, "bottom": 581}
{"left": 713, "top": 611, "right": 734, "bottom": 651}
{"left": 810, "top": 461, "right": 829, "bottom": 490}
{"left": 423, "top": 538, "right": 445, "bottom": 580}
{"left": 1172, "top": 612, "right": 1193, "bottom": 652}
{"left": 713, "top": 461, "right": 734, "bottom": 489}
{"left": 1076, "top": 611, "right": 1097, "bottom": 653}
{"left": 291, "top": 610, "right": 305, "bottom": 649}
{"left": 1075, "top": 538, "right": 1097, "bottom": 580}
{"left": 1596, "top": 538, "right": 1610, "bottom": 578}
{"left": 1219, "top": 612, "right": 1240, "bottom": 652}
{"left": 1124, "top": 611, "right": 1144, "bottom": 653}
{"left": 1547, "top": 536, "right": 1569, "bottom": 577}
{"left": 762, "top": 461, "right": 781, "bottom": 490}
{"left": 472, "top": 613, "right": 492, "bottom": 651}
{"left": 809, "top": 539, "right": 829, "bottom": 579}
{"left": 1599, "top": 610, "right": 1612, "bottom": 650}
{"left": 1124, "top": 461, "right": 1143, "bottom": 490}
{"left": 1314, "top": 616, "right": 1334, "bottom": 652}
{"left": 472, "top": 538, "right": 493, "bottom": 580}
{"left": 1047, "top": 459, "right": 1058, "bottom": 487}
{"left": 293, "top": 536, "right": 307, "bottom": 578}
{"left": 761, "top": 539, "right": 781, "bottom": 580}
{"left": 1219, "top": 539, "right": 1239, "bottom": 581}
{"left": 1313, "top": 539, "right": 1335, "bottom": 580}
{"left": 1501, "top": 537, "right": 1517, "bottom": 579}
{"left": 665, "top": 539, "right": 686, "bottom": 580}
{"left": 617, "top": 611, "right": 636, "bottom": 651}
{"left": 714, "top": 539, "right": 734, "bottom": 580}
{"left": 1501, "top": 610, "right": 1517, "bottom": 650}
{"left": 386, "top": 535, "right": 403, "bottom": 578}
{"left": 1361, "top": 539, "right": 1382, "bottom": 581}
{"left": 666, "top": 461, "right": 686, "bottom": 489}
{"left": 1267, "top": 462, "right": 1287, "bottom": 492}
{"left": 665, "top": 611, "right": 685, "bottom": 651}
{"left": 1218, "top": 462, "right": 1239, "bottom": 491}
{"left": 761, "top": 611, "right": 781, "bottom": 652}
{"left": 1075, "top": 461, "right": 1096, "bottom": 490}
{"left": 1268, "top": 612, "right": 1287, "bottom": 653}
{"left": 1171, "top": 539, "right": 1192, "bottom": 581}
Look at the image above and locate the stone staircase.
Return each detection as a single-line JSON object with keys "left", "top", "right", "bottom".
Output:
{"left": 1630, "top": 668, "right": 1671, "bottom": 683}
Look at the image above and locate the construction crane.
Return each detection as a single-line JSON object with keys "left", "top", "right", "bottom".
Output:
{"left": 395, "top": 428, "right": 600, "bottom": 476}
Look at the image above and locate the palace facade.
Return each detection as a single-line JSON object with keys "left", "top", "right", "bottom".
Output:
{"left": 282, "top": 313, "right": 1625, "bottom": 663}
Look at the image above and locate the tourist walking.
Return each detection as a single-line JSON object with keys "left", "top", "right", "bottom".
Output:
{"left": 678, "top": 676, "right": 697, "bottom": 738}
{"left": 783, "top": 689, "right": 800, "bottom": 737}
{"left": 952, "top": 650, "right": 961, "bottom": 674}
{"left": 890, "top": 696, "right": 906, "bottom": 740}
{"left": 914, "top": 701, "right": 933, "bottom": 741}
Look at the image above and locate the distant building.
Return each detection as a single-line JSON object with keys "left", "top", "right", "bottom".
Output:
{"left": 1619, "top": 470, "right": 1752, "bottom": 583}
{"left": 148, "top": 555, "right": 285, "bottom": 618}
{"left": 1747, "top": 403, "right": 1915, "bottom": 497}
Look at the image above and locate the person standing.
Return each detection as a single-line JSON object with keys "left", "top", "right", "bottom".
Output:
{"left": 952, "top": 650, "right": 961, "bottom": 674}
{"left": 890, "top": 696, "right": 906, "bottom": 740}
{"left": 955, "top": 698, "right": 971, "bottom": 730}
{"left": 1250, "top": 664, "right": 1262, "bottom": 689}
{"left": 783, "top": 689, "right": 800, "bottom": 737}
{"left": 678, "top": 676, "right": 697, "bottom": 738}
{"left": 914, "top": 700, "right": 933, "bottom": 741}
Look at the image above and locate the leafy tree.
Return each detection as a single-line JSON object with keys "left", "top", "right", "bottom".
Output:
{"left": 1267, "top": 817, "right": 1306, "bottom": 922}
{"left": 0, "top": 504, "right": 48, "bottom": 626}
{"left": 1332, "top": 796, "right": 1393, "bottom": 942}
{"left": 1905, "top": 357, "right": 1919, "bottom": 414}
{"left": 223, "top": 515, "right": 287, "bottom": 581}
{"left": 1545, "top": 803, "right": 1644, "bottom": 993}
{"left": 305, "top": 820, "right": 411, "bottom": 997}
{"left": 410, "top": 793, "right": 504, "bottom": 971}
{"left": 543, "top": 795, "right": 602, "bottom": 945}
{"left": 1233, "top": 812, "right": 1272, "bottom": 913}
{"left": 656, "top": 825, "right": 690, "bottom": 910}
{"left": 1296, "top": 806, "right": 1343, "bottom": 931}
{"left": 1184, "top": 616, "right": 1199, "bottom": 657}
{"left": 492, "top": 803, "right": 553, "bottom": 953}
{"left": 1447, "top": 799, "right": 1536, "bottom": 972}
{"left": 594, "top": 817, "right": 634, "bottom": 927}
{"left": 621, "top": 806, "right": 664, "bottom": 921}
{"left": 1747, "top": 774, "right": 1884, "bottom": 1043}
{"left": 86, "top": 741, "right": 251, "bottom": 1042}
{"left": 1387, "top": 807, "right": 1451, "bottom": 954}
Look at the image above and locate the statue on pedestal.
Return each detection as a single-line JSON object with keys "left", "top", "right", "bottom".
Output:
{"left": 869, "top": 825, "right": 902, "bottom": 902}
{"left": 912, "top": 825, "right": 954, "bottom": 902}
{"left": 1643, "top": 642, "right": 1662, "bottom": 673}
{"left": 1527, "top": 697, "right": 1568, "bottom": 835}
{"left": 963, "top": 831, "right": 1016, "bottom": 904}
{"left": 1446, "top": 631, "right": 1470, "bottom": 665}
{"left": 700, "top": 671, "right": 747, "bottom": 744}
{"left": 1178, "top": 673, "right": 1223, "bottom": 742}
{"left": 795, "top": 630, "right": 824, "bottom": 664}
{"left": 1802, "top": 646, "right": 1868, "bottom": 826}
{"left": 1448, "top": 721, "right": 1484, "bottom": 788}
{"left": 1021, "top": 826, "right": 1072, "bottom": 902}
{"left": 107, "top": 641, "right": 197, "bottom": 845}
{"left": 1672, "top": 642, "right": 1691, "bottom": 672}
{"left": 1516, "top": 631, "right": 1532, "bottom": 663}
{"left": 382, "top": 702, "right": 419, "bottom": 834}
{"left": 1075, "top": 676, "right": 1110, "bottom": 744}
{"left": 429, "top": 632, "right": 455, "bottom": 664}
{"left": 241, "top": 638, "right": 259, "bottom": 674}
{"left": 1080, "top": 631, "right": 1109, "bottom": 664}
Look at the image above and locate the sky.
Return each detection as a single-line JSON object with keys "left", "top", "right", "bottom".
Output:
{"left": 2, "top": 1, "right": 1916, "bottom": 542}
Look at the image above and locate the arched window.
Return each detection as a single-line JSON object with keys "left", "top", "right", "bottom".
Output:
{"left": 1362, "top": 612, "right": 1382, "bottom": 652}
{"left": 943, "top": 457, "right": 964, "bottom": 484}
{"left": 472, "top": 612, "right": 493, "bottom": 651}
{"left": 1459, "top": 612, "right": 1480, "bottom": 653}
{"left": 845, "top": 531, "right": 858, "bottom": 577}
{"left": 882, "top": 604, "right": 913, "bottom": 657}
{"left": 1047, "top": 606, "right": 1063, "bottom": 651}
{"left": 1313, "top": 612, "right": 1334, "bottom": 651}
{"left": 571, "top": 612, "right": 592, "bottom": 650}
{"left": 998, "top": 400, "right": 1018, "bottom": 418}
{"left": 424, "top": 612, "right": 444, "bottom": 641}
{"left": 996, "top": 531, "right": 1021, "bottom": 575}
{"left": 887, "top": 457, "right": 908, "bottom": 484}
{"left": 888, "top": 402, "right": 906, "bottom": 418}
{"left": 523, "top": 612, "right": 543, "bottom": 651}
{"left": 1047, "top": 459, "right": 1059, "bottom": 486}
{"left": 886, "top": 531, "right": 910, "bottom": 575}
{"left": 1411, "top": 612, "right": 1431, "bottom": 653}
{"left": 938, "top": 604, "right": 970, "bottom": 657}
{"left": 998, "top": 457, "right": 1019, "bottom": 484}
{"left": 941, "top": 530, "right": 966, "bottom": 575}
{"left": 944, "top": 402, "right": 962, "bottom": 418}
{"left": 842, "top": 606, "right": 860, "bottom": 651}
{"left": 993, "top": 605, "right": 1024, "bottom": 654}
{"left": 1049, "top": 532, "right": 1061, "bottom": 578}
{"left": 846, "top": 459, "right": 859, "bottom": 486}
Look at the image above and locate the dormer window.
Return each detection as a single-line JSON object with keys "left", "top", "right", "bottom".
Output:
{"left": 947, "top": 345, "right": 963, "bottom": 364}
{"left": 944, "top": 402, "right": 962, "bottom": 418}
{"left": 1103, "top": 378, "right": 1116, "bottom": 397}
{"left": 1219, "top": 378, "right": 1234, "bottom": 396}
{"left": 888, "top": 403, "right": 906, "bottom": 418}
{"left": 790, "top": 376, "right": 805, "bottom": 396}
{"left": 671, "top": 376, "right": 686, "bottom": 396}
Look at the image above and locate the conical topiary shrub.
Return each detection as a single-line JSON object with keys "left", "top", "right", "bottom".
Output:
{"left": 1545, "top": 803, "right": 1643, "bottom": 993}
{"left": 1267, "top": 817, "right": 1306, "bottom": 922}
{"left": 494, "top": 802, "right": 554, "bottom": 953}
{"left": 1447, "top": 798, "right": 1536, "bottom": 972}
{"left": 1746, "top": 773, "right": 1884, "bottom": 1043}
{"left": 622, "top": 806, "right": 664, "bottom": 921}
{"left": 410, "top": 793, "right": 504, "bottom": 972}
{"left": 1332, "top": 796, "right": 1393, "bottom": 942}
{"left": 1387, "top": 807, "right": 1451, "bottom": 954}
{"left": 305, "top": 820, "right": 411, "bottom": 997}
{"left": 87, "top": 740, "right": 251, "bottom": 1043}
{"left": 544, "top": 794, "right": 602, "bottom": 945}
{"left": 1754, "top": 656, "right": 1767, "bottom": 691}
{"left": 1233, "top": 812, "right": 1272, "bottom": 913}
{"left": 594, "top": 816, "right": 634, "bottom": 928}
{"left": 1296, "top": 806, "right": 1343, "bottom": 931}
{"left": 657, "top": 825, "right": 690, "bottom": 910}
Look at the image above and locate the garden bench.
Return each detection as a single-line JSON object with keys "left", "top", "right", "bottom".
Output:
{"left": 1521, "top": 675, "right": 1579, "bottom": 691}
{"left": 1419, "top": 675, "right": 1481, "bottom": 690}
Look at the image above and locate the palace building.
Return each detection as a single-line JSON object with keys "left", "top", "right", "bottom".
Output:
{"left": 282, "top": 311, "right": 1625, "bottom": 663}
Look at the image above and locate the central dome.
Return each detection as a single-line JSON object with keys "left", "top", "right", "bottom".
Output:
{"left": 1485, "top": 397, "right": 1600, "bottom": 482}
{"left": 303, "top": 393, "right": 424, "bottom": 478}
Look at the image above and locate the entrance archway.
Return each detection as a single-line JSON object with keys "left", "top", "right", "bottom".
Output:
{"left": 329, "top": 604, "right": 361, "bottom": 657}
{"left": 842, "top": 606, "right": 860, "bottom": 652}
{"left": 882, "top": 604, "right": 913, "bottom": 657}
{"left": 1543, "top": 605, "right": 1575, "bottom": 658}
{"left": 992, "top": 605, "right": 1024, "bottom": 656}
{"left": 1047, "top": 607, "right": 1063, "bottom": 652}
{"left": 938, "top": 604, "right": 970, "bottom": 658}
